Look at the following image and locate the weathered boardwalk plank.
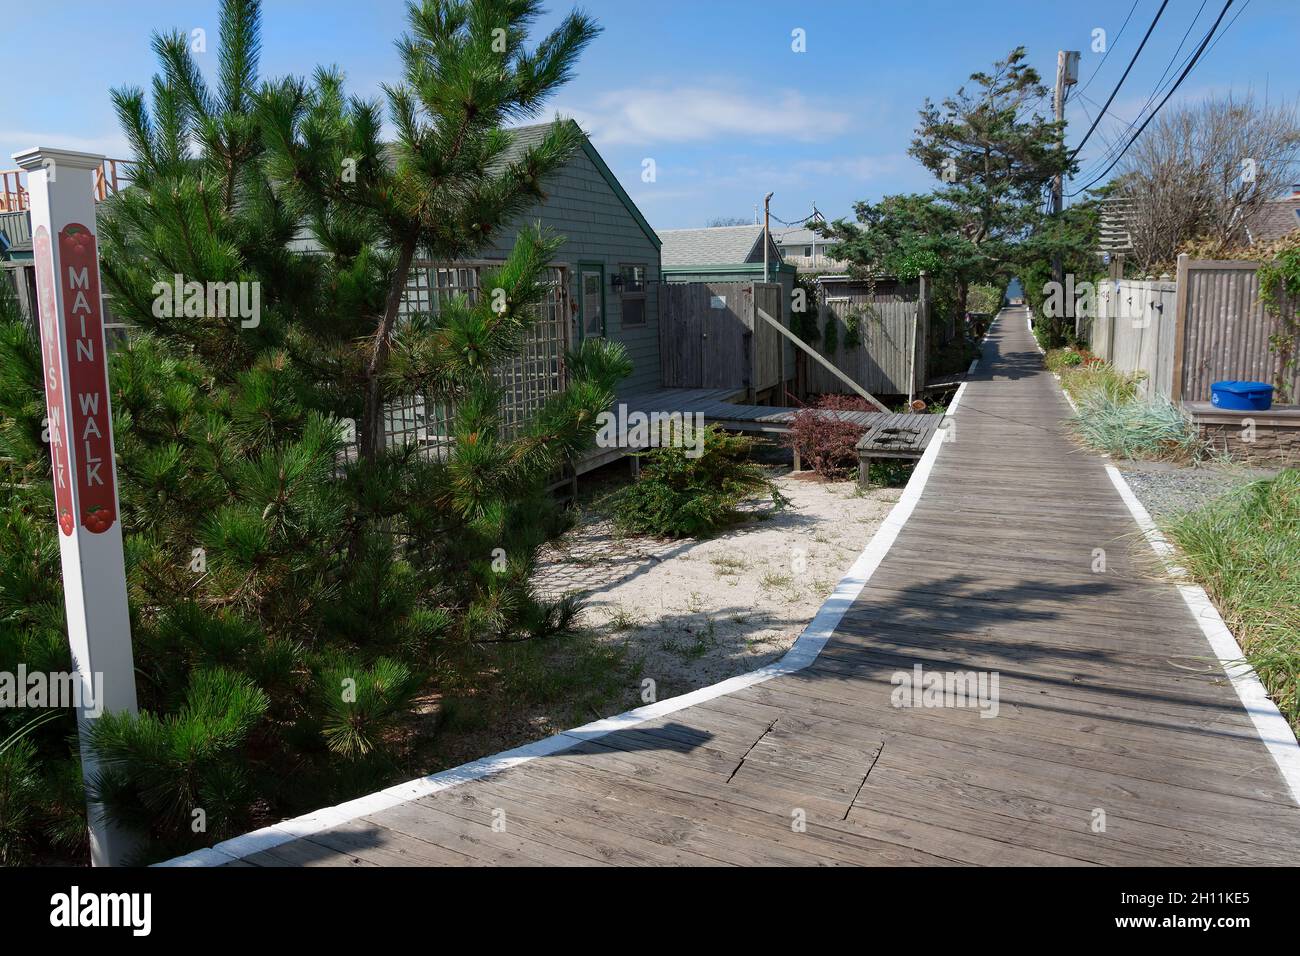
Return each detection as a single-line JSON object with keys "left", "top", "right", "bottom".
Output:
{"left": 217, "top": 309, "right": 1300, "bottom": 866}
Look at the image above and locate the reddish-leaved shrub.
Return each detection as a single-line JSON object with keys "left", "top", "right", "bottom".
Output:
{"left": 786, "top": 394, "right": 871, "bottom": 477}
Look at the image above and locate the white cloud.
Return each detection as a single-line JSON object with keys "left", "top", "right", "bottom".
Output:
{"left": 561, "top": 85, "right": 852, "bottom": 145}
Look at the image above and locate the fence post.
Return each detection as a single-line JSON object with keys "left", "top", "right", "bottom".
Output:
{"left": 916, "top": 271, "right": 928, "bottom": 397}
{"left": 1170, "top": 253, "right": 1191, "bottom": 403}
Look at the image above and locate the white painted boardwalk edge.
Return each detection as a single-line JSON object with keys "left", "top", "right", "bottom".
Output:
{"left": 1023, "top": 306, "right": 1300, "bottom": 802}
{"left": 157, "top": 361, "right": 978, "bottom": 866}
{"left": 1104, "top": 465, "right": 1300, "bottom": 805}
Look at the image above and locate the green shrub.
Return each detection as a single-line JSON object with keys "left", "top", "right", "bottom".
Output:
{"left": 1044, "top": 347, "right": 1083, "bottom": 371}
{"left": 966, "top": 283, "right": 1002, "bottom": 314}
{"left": 822, "top": 310, "right": 840, "bottom": 354}
{"left": 1165, "top": 470, "right": 1300, "bottom": 732}
{"left": 0, "top": 714, "right": 53, "bottom": 865}
{"left": 608, "top": 426, "right": 785, "bottom": 538}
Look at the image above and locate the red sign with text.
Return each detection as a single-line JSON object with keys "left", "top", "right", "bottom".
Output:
{"left": 32, "top": 226, "right": 77, "bottom": 535}
{"left": 57, "top": 223, "right": 116, "bottom": 533}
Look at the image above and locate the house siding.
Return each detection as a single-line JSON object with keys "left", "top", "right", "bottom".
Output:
{"left": 482, "top": 147, "right": 662, "bottom": 396}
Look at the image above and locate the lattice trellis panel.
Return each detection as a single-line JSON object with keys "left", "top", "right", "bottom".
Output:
{"left": 379, "top": 261, "right": 571, "bottom": 459}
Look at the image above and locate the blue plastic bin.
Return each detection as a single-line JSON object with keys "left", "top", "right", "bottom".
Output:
{"left": 1210, "top": 381, "right": 1273, "bottom": 411}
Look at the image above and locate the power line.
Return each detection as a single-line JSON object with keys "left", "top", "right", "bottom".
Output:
{"left": 1078, "top": 90, "right": 1130, "bottom": 127}
{"left": 1066, "top": 0, "right": 1237, "bottom": 197}
{"left": 1074, "top": 0, "right": 1140, "bottom": 99}
{"left": 769, "top": 208, "right": 821, "bottom": 228}
{"left": 1070, "top": 0, "right": 1170, "bottom": 159}
{"left": 1073, "top": 0, "right": 1251, "bottom": 188}
{"left": 1070, "top": 0, "right": 1210, "bottom": 185}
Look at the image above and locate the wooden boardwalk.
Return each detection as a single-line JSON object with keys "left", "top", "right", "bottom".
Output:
{"left": 202, "top": 310, "right": 1300, "bottom": 867}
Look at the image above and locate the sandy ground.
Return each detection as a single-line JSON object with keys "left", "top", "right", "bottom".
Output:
{"left": 535, "top": 472, "right": 901, "bottom": 700}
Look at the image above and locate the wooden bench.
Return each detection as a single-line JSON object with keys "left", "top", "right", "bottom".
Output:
{"left": 855, "top": 413, "right": 943, "bottom": 486}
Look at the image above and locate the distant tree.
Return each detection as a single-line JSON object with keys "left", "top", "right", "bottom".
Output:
{"left": 706, "top": 216, "right": 752, "bottom": 227}
{"left": 827, "top": 48, "right": 1074, "bottom": 339}
{"left": 909, "top": 47, "right": 1069, "bottom": 249}
{"left": 1119, "top": 93, "right": 1300, "bottom": 272}
{"left": 1014, "top": 195, "right": 1102, "bottom": 338}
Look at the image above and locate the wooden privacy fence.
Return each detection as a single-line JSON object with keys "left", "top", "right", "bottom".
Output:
{"left": 1090, "top": 277, "right": 1179, "bottom": 401}
{"left": 1090, "top": 255, "right": 1300, "bottom": 403}
{"left": 805, "top": 278, "right": 928, "bottom": 398}
{"left": 659, "top": 281, "right": 784, "bottom": 398}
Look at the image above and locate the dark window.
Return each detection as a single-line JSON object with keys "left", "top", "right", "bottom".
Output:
{"left": 620, "top": 264, "right": 647, "bottom": 326}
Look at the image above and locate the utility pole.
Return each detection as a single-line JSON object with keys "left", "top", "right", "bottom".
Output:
{"left": 1050, "top": 51, "right": 1080, "bottom": 292}
{"left": 763, "top": 192, "right": 774, "bottom": 285}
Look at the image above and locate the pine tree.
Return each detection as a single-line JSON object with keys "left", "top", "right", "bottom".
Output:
{"left": 0, "top": 0, "right": 626, "bottom": 862}
{"left": 257, "top": 0, "right": 603, "bottom": 460}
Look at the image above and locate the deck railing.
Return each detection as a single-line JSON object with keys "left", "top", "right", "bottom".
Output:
{"left": 0, "top": 157, "right": 133, "bottom": 211}
{"left": 782, "top": 253, "right": 848, "bottom": 274}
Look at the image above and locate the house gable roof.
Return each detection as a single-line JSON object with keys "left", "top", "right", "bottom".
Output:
{"left": 1245, "top": 196, "right": 1300, "bottom": 245}
{"left": 500, "top": 119, "right": 661, "bottom": 250}
{"left": 656, "top": 224, "right": 781, "bottom": 267}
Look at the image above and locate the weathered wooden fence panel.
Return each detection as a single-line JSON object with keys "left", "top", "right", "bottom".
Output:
{"left": 1093, "top": 277, "right": 1178, "bottom": 400}
{"left": 659, "top": 280, "right": 754, "bottom": 390}
{"left": 659, "top": 280, "right": 788, "bottom": 395}
{"left": 752, "top": 282, "right": 783, "bottom": 394}
{"left": 1176, "top": 258, "right": 1299, "bottom": 403}
{"left": 1090, "top": 256, "right": 1299, "bottom": 403}
{"left": 805, "top": 282, "right": 924, "bottom": 397}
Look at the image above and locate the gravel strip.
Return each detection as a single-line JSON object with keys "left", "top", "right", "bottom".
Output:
{"left": 1117, "top": 461, "right": 1274, "bottom": 521}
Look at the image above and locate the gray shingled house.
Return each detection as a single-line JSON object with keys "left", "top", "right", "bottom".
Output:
{"left": 385, "top": 119, "right": 665, "bottom": 455}
{"left": 400, "top": 120, "right": 663, "bottom": 397}
{"left": 486, "top": 121, "right": 661, "bottom": 394}
{"left": 658, "top": 224, "right": 792, "bottom": 289}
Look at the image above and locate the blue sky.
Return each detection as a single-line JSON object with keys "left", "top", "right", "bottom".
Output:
{"left": 4, "top": 0, "right": 1298, "bottom": 229}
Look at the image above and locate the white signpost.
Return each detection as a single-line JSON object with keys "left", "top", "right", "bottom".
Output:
{"left": 14, "top": 147, "right": 139, "bottom": 867}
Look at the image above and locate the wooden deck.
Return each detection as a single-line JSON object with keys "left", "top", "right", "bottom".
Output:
{"left": 617, "top": 386, "right": 890, "bottom": 435}
{"left": 577, "top": 386, "right": 941, "bottom": 477}
{"left": 199, "top": 309, "right": 1300, "bottom": 867}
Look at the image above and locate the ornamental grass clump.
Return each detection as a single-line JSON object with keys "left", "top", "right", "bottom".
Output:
{"left": 1056, "top": 354, "right": 1200, "bottom": 461}
{"left": 1070, "top": 390, "right": 1202, "bottom": 461}
{"left": 1164, "top": 469, "right": 1300, "bottom": 732}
